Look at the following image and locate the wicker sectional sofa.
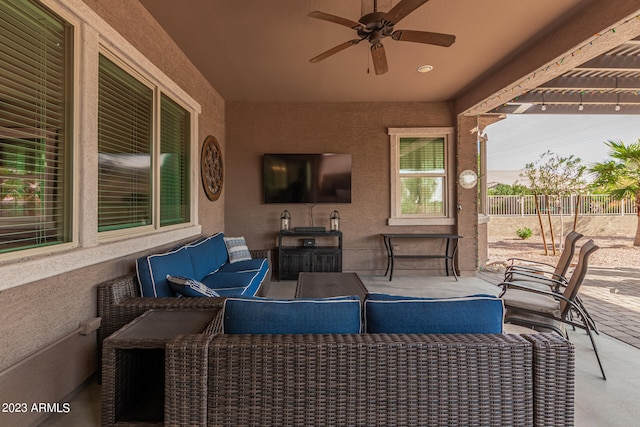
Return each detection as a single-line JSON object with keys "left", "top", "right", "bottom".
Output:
{"left": 165, "top": 331, "right": 575, "bottom": 426}
{"left": 98, "top": 275, "right": 575, "bottom": 426}
{"left": 97, "top": 246, "right": 269, "bottom": 347}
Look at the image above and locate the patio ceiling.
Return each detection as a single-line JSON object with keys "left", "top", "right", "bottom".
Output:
{"left": 489, "top": 36, "right": 640, "bottom": 114}
{"left": 139, "top": 1, "right": 640, "bottom": 115}
{"left": 140, "top": 0, "right": 595, "bottom": 103}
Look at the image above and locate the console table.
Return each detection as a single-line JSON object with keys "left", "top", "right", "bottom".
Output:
{"left": 380, "top": 233, "right": 462, "bottom": 281}
{"left": 278, "top": 230, "right": 342, "bottom": 280}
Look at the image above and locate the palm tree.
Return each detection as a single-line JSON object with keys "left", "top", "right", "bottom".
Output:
{"left": 590, "top": 140, "right": 640, "bottom": 246}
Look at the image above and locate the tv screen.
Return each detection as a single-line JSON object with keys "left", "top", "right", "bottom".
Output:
{"left": 263, "top": 153, "right": 352, "bottom": 204}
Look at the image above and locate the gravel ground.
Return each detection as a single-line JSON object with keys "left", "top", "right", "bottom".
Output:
{"left": 486, "top": 233, "right": 640, "bottom": 272}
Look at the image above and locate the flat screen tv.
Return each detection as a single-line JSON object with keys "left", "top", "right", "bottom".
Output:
{"left": 263, "top": 153, "right": 352, "bottom": 204}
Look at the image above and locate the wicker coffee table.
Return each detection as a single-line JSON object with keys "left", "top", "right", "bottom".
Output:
{"left": 296, "top": 272, "right": 368, "bottom": 300}
{"left": 101, "top": 308, "right": 219, "bottom": 426}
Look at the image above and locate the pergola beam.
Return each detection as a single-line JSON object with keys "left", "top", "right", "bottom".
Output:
{"left": 539, "top": 75, "right": 640, "bottom": 91}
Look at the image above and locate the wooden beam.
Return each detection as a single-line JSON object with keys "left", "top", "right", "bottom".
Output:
{"left": 539, "top": 75, "right": 640, "bottom": 91}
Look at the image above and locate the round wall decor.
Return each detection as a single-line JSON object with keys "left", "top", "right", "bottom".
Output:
{"left": 201, "top": 135, "right": 223, "bottom": 201}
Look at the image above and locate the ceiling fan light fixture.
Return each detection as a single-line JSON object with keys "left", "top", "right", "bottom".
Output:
{"left": 417, "top": 64, "right": 433, "bottom": 73}
{"left": 308, "top": 0, "right": 455, "bottom": 75}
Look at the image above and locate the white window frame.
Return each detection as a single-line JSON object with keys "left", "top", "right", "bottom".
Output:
{"left": 96, "top": 50, "right": 197, "bottom": 241}
{"left": 388, "top": 127, "right": 455, "bottom": 226}
{"left": 1, "top": 0, "right": 202, "bottom": 290}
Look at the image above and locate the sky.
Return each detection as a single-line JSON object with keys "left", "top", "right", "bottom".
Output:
{"left": 484, "top": 115, "right": 640, "bottom": 171}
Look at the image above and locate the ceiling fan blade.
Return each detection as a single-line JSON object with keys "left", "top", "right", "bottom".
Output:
{"left": 308, "top": 11, "right": 364, "bottom": 29}
{"left": 392, "top": 30, "right": 456, "bottom": 47}
{"left": 310, "top": 39, "right": 362, "bottom": 63}
{"left": 370, "top": 43, "right": 389, "bottom": 75}
{"left": 383, "top": 0, "right": 430, "bottom": 26}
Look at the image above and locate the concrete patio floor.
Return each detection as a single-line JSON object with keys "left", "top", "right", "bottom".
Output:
{"left": 40, "top": 271, "right": 640, "bottom": 426}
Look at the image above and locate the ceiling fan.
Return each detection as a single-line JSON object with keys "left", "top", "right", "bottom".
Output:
{"left": 308, "top": 0, "right": 455, "bottom": 75}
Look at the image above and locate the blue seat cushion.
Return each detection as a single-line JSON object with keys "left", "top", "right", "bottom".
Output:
{"left": 137, "top": 246, "right": 195, "bottom": 297}
{"left": 185, "top": 232, "right": 228, "bottom": 280}
{"left": 365, "top": 293, "right": 504, "bottom": 334}
{"left": 223, "top": 296, "right": 362, "bottom": 334}
{"left": 218, "top": 258, "right": 267, "bottom": 273}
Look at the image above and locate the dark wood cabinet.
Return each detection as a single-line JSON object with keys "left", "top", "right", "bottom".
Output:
{"left": 277, "top": 230, "right": 342, "bottom": 280}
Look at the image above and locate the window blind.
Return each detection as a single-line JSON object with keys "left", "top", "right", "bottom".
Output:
{"left": 399, "top": 137, "right": 446, "bottom": 215}
{"left": 160, "top": 94, "right": 190, "bottom": 226}
{"left": 98, "top": 54, "right": 153, "bottom": 232}
{"left": 0, "top": 0, "right": 72, "bottom": 253}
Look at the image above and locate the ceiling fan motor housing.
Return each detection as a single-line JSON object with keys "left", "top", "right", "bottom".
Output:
{"left": 358, "top": 12, "right": 393, "bottom": 44}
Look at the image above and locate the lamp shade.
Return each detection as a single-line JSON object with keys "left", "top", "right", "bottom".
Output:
{"left": 280, "top": 210, "right": 291, "bottom": 231}
{"left": 330, "top": 210, "right": 340, "bottom": 231}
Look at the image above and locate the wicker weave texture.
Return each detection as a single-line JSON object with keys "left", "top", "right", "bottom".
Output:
{"left": 97, "top": 274, "right": 227, "bottom": 344}
{"left": 525, "top": 333, "right": 576, "bottom": 427}
{"left": 161, "top": 333, "right": 571, "bottom": 427}
{"left": 97, "top": 246, "right": 269, "bottom": 343}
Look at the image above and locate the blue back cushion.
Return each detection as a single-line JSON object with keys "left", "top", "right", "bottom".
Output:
{"left": 185, "top": 233, "right": 228, "bottom": 280}
{"left": 365, "top": 293, "right": 504, "bottom": 334}
{"left": 137, "top": 246, "right": 195, "bottom": 297}
{"left": 223, "top": 297, "right": 362, "bottom": 334}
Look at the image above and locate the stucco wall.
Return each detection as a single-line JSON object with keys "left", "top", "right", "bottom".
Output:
{"left": 0, "top": 0, "right": 224, "bottom": 373}
{"left": 224, "top": 101, "right": 458, "bottom": 274}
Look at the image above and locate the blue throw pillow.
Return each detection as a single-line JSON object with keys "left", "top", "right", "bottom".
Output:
{"left": 166, "top": 275, "right": 220, "bottom": 297}
{"left": 365, "top": 293, "right": 504, "bottom": 334}
{"left": 223, "top": 296, "right": 362, "bottom": 334}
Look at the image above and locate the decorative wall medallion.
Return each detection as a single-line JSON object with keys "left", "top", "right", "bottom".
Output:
{"left": 201, "top": 135, "right": 223, "bottom": 201}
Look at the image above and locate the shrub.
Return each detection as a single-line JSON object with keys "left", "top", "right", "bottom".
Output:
{"left": 516, "top": 227, "right": 533, "bottom": 240}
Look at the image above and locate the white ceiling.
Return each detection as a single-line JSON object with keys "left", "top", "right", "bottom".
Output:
{"left": 140, "top": 0, "right": 592, "bottom": 103}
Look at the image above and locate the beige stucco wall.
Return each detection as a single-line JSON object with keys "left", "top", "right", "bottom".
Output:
{"left": 0, "top": 0, "right": 224, "bottom": 372}
{"left": 224, "top": 101, "right": 463, "bottom": 274}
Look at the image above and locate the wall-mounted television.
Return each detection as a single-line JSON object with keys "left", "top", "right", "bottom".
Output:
{"left": 263, "top": 153, "right": 352, "bottom": 204}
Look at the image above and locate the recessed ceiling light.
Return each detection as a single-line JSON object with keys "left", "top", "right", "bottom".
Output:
{"left": 417, "top": 65, "right": 434, "bottom": 73}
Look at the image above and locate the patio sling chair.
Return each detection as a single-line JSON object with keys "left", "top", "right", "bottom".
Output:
{"left": 502, "top": 230, "right": 598, "bottom": 333}
{"left": 499, "top": 240, "right": 606, "bottom": 380}
{"left": 504, "top": 230, "right": 583, "bottom": 283}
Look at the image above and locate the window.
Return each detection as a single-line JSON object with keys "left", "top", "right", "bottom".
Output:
{"left": 98, "top": 54, "right": 191, "bottom": 234}
{"left": 98, "top": 54, "right": 153, "bottom": 232}
{"left": 0, "top": 0, "right": 73, "bottom": 253}
{"left": 388, "top": 128, "right": 455, "bottom": 225}
{"left": 160, "top": 94, "right": 190, "bottom": 226}
{"left": 1, "top": 0, "right": 201, "bottom": 288}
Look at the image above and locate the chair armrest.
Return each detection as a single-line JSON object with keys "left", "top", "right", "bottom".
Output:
{"left": 507, "top": 257, "right": 556, "bottom": 269}
{"left": 98, "top": 273, "right": 226, "bottom": 345}
{"left": 165, "top": 333, "right": 216, "bottom": 426}
{"left": 249, "top": 248, "right": 270, "bottom": 260}
{"left": 504, "top": 269, "right": 568, "bottom": 287}
{"left": 523, "top": 334, "right": 575, "bottom": 426}
{"left": 505, "top": 264, "right": 556, "bottom": 275}
{"left": 498, "top": 280, "right": 565, "bottom": 297}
